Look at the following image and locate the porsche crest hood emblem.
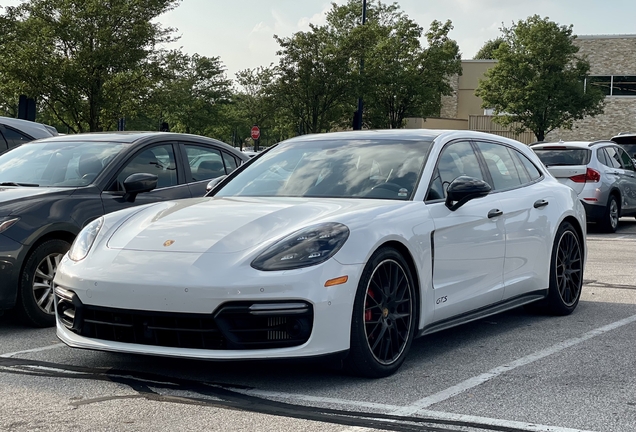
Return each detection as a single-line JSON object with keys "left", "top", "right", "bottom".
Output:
{"left": 163, "top": 240, "right": 175, "bottom": 247}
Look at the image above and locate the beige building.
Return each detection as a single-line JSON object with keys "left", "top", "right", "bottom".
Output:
{"left": 408, "top": 34, "right": 636, "bottom": 144}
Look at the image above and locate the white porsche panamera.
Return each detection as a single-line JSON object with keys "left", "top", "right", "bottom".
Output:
{"left": 53, "top": 130, "right": 586, "bottom": 378}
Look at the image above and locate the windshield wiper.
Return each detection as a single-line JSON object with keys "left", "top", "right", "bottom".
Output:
{"left": 0, "top": 182, "right": 40, "bottom": 187}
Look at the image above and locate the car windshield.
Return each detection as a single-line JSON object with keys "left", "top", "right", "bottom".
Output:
{"left": 216, "top": 139, "right": 433, "bottom": 200}
{"left": 534, "top": 148, "right": 591, "bottom": 166}
{"left": 0, "top": 141, "right": 126, "bottom": 187}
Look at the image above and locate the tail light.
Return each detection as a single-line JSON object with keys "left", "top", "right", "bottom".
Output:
{"left": 570, "top": 168, "right": 601, "bottom": 183}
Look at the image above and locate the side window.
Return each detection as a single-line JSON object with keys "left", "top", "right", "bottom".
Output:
{"left": 427, "top": 141, "right": 485, "bottom": 200}
{"left": 509, "top": 149, "right": 531, "bottom": 184}
{"left": 476, "top": 141, "right": 523, "bottom": 190}
{"left": 114, "top": 144, "right": 178, "bottom": 190}
{"left": 222, "top": 152, "right": 238, "bottom": 174}
{"left": 515, "top": 150, "right": 542, "bottom": 181}
{"left": 2, "top": 127, "right": 32, "bottom": 148}
{"left": 184, "top": 145, "right": 225, "bottom": 182}
{"left": 596, "top": 148, "right": 609, "bottom": 166}
{"left": 604, "top": 147, "right": 623, "bottom": 169}
{"left": 0, "top": 130, "right": 8, "bottom": 152}
{"left": 617, "top": 147, "right": 635, "bottom": 171}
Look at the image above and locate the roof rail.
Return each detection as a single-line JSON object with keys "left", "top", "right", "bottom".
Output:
{"left": 588, "top": 140, "right": 612, "bottom": 147}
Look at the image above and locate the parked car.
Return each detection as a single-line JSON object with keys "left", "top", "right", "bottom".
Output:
{"left": 0, "top": 116, "right": 58, "bottom": 152}
{"left": 0, "top": 132, "right": 249, "bottom": 327}
{"left": 53, "top": 130, "right": 586, "bottom": 378}
{"left": 532, "top": 140, "right": 636, "bottom": 232}
{"left": 611, "top": 132, "right": 636, "bottom": 160}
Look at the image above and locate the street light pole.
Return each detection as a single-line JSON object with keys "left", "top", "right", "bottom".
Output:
{"left": 353, "top": 0, "right": 367, "bottom": 130}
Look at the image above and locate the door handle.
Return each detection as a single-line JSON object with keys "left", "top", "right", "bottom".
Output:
{"left": 488, "top": 209, "right": 503, "bottom": 218}
{"left": 607, "top": 171, "right": 620, "bottom": 175}
{"left": 534, "top": 199, "right": 549, "bottom": 209}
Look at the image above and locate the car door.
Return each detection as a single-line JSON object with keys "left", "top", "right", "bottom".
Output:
{"left": 101, "top": 142, "right": 192, "bottom": 214}
{"left": 603, "top": 146, "right": 636, "bottom": 212}
{"left": 474, "top": 140, "right": 554, "bottom": 299}
{"left": 615, "top": 146, "right": 636, "bottom": 211}
{"left": 426, "top": 140, "right": 505, "bottom": 322}
{"left": 180, "top": 143, "right": 240, "bottom": 196}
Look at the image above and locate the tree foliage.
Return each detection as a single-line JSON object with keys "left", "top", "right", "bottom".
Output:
{"left": 474, "top": 37, "right": 504, "bottom": 59}
{"left": 144, "top": 50, "right": 232, "bottom": 136}
{"left": 475, "top": 16, "right": 605, "bottom": 141}
{"left": 274, "top": 25, "right": 353, "bottom": 134}
{"left": 0, "top": 0, "right": 181, "bottom": 132}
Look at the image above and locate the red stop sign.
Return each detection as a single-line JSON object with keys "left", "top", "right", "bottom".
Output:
{"left": 250, "top": 126, "right": 261, "bottom": 140}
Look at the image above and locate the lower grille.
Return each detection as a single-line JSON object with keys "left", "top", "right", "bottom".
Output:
{"left": 81, "top": 307, "right": 225, "bottom": 349}
{"left": 55, "top": 288, "right": 313, "bottom": 351}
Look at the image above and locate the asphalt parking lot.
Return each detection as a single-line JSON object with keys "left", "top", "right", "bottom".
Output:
{"left": 1, "top": 221, "right": 635, "bottom": 432}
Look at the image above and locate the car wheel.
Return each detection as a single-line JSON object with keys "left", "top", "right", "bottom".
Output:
{"left": 532, "top": 222, "right": 583, "bottom": 316}
{"left": 599, "top": 195, "right": 619, "bottom": 233}
{"left": 17, "top": 239, "right": 70, "bottom": 327}
{"left": 345, "top": 247, "right": 416, "bottom": 378}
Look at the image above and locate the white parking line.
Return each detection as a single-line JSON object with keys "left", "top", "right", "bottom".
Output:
{"left": 339, "top": 410, "right": 595, "bottom": 432}
{"left": 0, "top": 342, "right": 66, "bottom": 358}
{"left": 240, "top": 388, "right": 597, "bottom": 431}
{"left": 414, "top": 410, "right": 596, "bottom": 432}
{"left": 238, "top": 388, "right": 402, "bottom": 412}
{"left": 391, "top": 313, "right": 636, "bottom": 416}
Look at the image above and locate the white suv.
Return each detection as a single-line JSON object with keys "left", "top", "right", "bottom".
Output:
{"left": 532, "top": 141, "right": 636, "bottom": 233}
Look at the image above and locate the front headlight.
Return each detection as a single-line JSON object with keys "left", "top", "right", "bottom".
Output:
{"left": 251, "top": 222, "right": 350, "bottom": 271}
{"left": 68, "top": 217, "right": 104, "bottom": 262}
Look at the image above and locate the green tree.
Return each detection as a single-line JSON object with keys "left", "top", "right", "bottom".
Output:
{"left": 0, "top": 0, "right": 181, "bottom": 132}
{"left": 474, "top": 37, "right": 504, "bottom": 59}
{"left": 325, "top": 1, "right": 462, "bottom": 129}
{"left": 143, "top": 50, "right": 232, "bottom": 136}
{"left": 274, "top": 24, "right": 354, "bottom": 134}
{"left": 475, "top": 16, "right": 605, "bottom": 141}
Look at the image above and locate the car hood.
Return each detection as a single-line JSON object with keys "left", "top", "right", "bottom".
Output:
{"left": 107, "top": 197, "right": 400, "bottom": 254}
{"left": 0, "top": 186, "right": 73, "bottom": 210}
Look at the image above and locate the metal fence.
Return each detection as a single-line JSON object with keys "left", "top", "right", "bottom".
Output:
{"left": 469, "top": 115, "right": 536, "bottom": 144}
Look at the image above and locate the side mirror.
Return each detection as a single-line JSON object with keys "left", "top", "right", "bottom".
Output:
{"left": 445, "top": 176, "right": 492, "bottom": 211}
{"left": 206, "top": 175, "right": 227, "bottom": 193}
{"left": 123, "top": 173, "right": 158, "bottom": 202}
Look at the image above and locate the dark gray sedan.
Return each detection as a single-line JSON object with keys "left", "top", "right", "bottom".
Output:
{"left": 0, "top": 132, "right": 248, "bottom": 327}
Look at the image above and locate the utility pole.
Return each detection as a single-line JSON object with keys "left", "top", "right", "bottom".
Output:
{"left": 353, "top": 0, "right": 367, "bottom": 130}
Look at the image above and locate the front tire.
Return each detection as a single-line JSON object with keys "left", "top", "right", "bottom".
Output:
{"left": 17, "top": 239, "right": 70, "bottom": 327}
{"left": 345, "top": 247, "right": 416, "bottom": 378}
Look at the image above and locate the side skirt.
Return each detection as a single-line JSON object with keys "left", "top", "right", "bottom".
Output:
{"left": 417, "top": 289, "right": 549, "bottom": 338}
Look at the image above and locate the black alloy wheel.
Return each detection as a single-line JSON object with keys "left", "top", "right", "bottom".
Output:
{"left": 346, "top": 247, "right": 416, "bottom": 378}
{"left": 530, "top": 222, "right": 583, "bottom": 316}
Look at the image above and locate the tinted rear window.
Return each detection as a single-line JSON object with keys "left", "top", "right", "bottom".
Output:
{"left": 533, "top": 148, "right": 591, "bottom": 166}
{"left": 611, "top": 135, "right": 636, "bottom": 145}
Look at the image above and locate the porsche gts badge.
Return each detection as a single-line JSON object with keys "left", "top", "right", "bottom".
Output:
{"left": 163, "top": 240, "right": 175, "bottom": 247}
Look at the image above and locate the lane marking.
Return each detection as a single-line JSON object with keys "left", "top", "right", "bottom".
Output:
{"left": 238, "top": 389, "right": 596, "bottom": 431}
{"left": 392, "top": 313, "right": 636, "bottom": 416}
{"left": 239, "top": 388, "right": 402, "bottom": 412}
{"left": 415, "top": 410, "right": 596, "bottom": 432}
{"left": 0, "top": 343, "right": 66, "bottom": 358}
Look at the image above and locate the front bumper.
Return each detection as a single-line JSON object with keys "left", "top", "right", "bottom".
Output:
{"left": 0, "top": 234, "right": 25, "bottom": 310}
{"left": 54, "top": 250, "right": 363, "bottom": 360}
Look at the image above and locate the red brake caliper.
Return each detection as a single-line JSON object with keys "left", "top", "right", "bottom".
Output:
{"left": 365, "top": 290, "right": 375, "bottom": 321}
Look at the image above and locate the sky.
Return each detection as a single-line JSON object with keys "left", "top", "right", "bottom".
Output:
{"left": 2, "top": 0, "right": 635, "bottom": 80}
